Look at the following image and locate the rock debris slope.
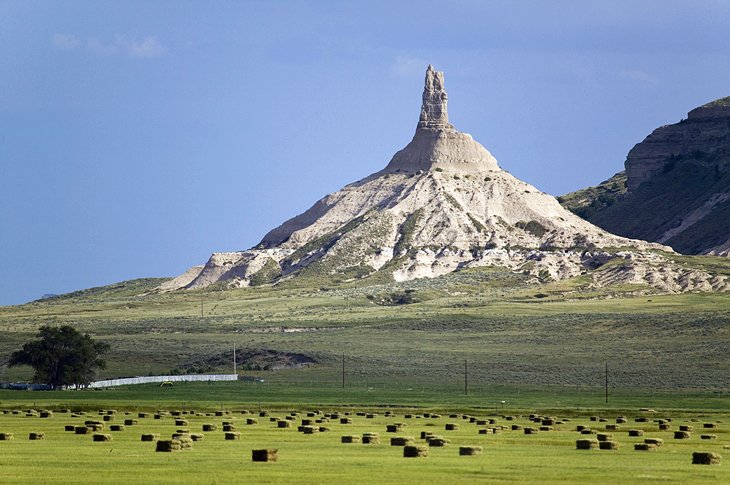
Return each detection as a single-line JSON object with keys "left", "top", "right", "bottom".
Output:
{"left": 163, "top": 66, "right": 728, "bottom": 293}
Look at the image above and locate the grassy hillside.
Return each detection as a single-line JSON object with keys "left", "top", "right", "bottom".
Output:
{"left": 557, "top": 171, "right": 627, "bottom": 219}
{"left": 2, "top": 262, "right": 729, "bottom": 393}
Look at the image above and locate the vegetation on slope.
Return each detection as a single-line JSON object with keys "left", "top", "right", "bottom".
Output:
{"left": 557, "top": 171, "right": 627, "bottom": 220}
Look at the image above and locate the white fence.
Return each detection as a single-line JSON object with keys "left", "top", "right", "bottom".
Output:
{"left": 87, "top": 374, "right": 238, "bottom": 388}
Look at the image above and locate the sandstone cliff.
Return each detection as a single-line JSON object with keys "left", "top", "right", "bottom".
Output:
{"left": 560, "top": 97, "right": 730, "bottom": 256}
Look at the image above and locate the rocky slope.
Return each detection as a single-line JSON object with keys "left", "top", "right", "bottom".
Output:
{"left": 163, "top": 67, "right": 729, "bottom": 294}
{"left": 560, "top": 97, "right": 730, "bottom": 256}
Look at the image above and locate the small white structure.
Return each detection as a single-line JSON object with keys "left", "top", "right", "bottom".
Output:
{"left": 87, "top": 374, "right": 238, "bottom": 388}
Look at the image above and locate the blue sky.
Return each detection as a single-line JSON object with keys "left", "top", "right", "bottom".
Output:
{"left": 2, "top": 1, "right": 730, "bottom": 305}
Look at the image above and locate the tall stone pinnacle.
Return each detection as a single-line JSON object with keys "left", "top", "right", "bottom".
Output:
{"left": 417, "top": 65, "right": 453, "bottom": 130}
{"left": 383, "top": 65, "right": 499, "bottom": 173}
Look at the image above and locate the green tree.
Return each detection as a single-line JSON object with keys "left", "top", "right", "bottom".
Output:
{"left": 8, "top": 325, "right": 110, "bottom": 389}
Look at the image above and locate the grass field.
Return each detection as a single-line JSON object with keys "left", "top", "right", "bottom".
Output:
{"left": 1, "top": 266, "right": 729, "bottom": 391}
{"left": 0, "top": 390, "right": 727, "bottom": 484}
{"left": 1, "top": 262, "right": 729, "bottom": 482}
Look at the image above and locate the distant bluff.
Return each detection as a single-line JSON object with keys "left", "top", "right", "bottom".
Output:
{"left": 560, "top": 97, "right": 730, "bottom": 256}
{"left": 161, "top": 67, "right": 728, "bottom": 294}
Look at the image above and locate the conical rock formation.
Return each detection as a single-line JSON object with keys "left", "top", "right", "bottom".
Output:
{"left": 163, "top": 67, "right": 728, "bottom": 294}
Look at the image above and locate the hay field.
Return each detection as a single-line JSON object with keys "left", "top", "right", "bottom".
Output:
{"left": 0, "top": 404, "right": 727, "bottom": 484}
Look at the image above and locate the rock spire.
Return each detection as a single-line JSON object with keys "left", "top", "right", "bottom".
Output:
{"left": 383, "top": 65, "right": 499, "bottom": 173}
{"left": 418, "top": 65, "right": 452, "bottom": 130}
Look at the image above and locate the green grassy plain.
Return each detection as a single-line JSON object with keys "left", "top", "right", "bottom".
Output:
{"left": 1, "top": 266, "right": 729, "bottom": 391}
{"left": 1, "top": 263, "right": 729, "bottom": 483}
{"left": 0, "top": 395, "right": 727, "bottom": 484}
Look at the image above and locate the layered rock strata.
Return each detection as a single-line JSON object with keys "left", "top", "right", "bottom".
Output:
{"left": 163, "top": 67, "right": 729, "bottom": 293}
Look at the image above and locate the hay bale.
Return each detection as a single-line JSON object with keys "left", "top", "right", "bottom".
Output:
{"left": 138, "top": 412, "right": 149, "bottom": 418}
{"left": 124, "top": 419, "right": 138, "bottom": 426}
{"left": 341, "top": 435, "right": 360, "bottom": 443}
{"left": 492, "top": 428, "right": 502, "bottom": 434}
{"left": 246, "top": 419, "right": 257, "bottom": 425}
{"left": 635, "top": 417, "right": 649, "bottom": 423}
{"left": 576, "top": 425, "right": 589, "bottom": 432}
{"left": 102, "top": 415, "right": 113, "bottom": 422}
{"left": 362, "top": 433, "right": 380, "bottom": 444}
{"left": 459, "top": 446, "right": 482, "bottom": 456}
{"left": 141, "top": 434, "right": 159, "bottom": 441}
{"left": 679, "top": 425, "right": 694, "bottom": 432}
{"left": 28, "top": 432, "right": 45, "bottom": 440}
{"left": 277, "top": 420, "right": 291, "bottom": 428}
{"left": 628, "top": 429, "right": 644, "bottom": 437}
{"left": 599, "top": 441, "right": 619, "bottom": 450}
{"left": 93, "top": 434, "right": 112, "bottom": 442}
{"left": 64, "top": 425, "right": 75, "bottom": 432}
{"left": 39, "top": 411, "right": 53, "bottom": 418}
{"left": 539, "top": 426, "right": 553, "bottom": 432}
{"left": 202, "top": 424, "right": 217, "bottom": 432}
{"left": 252, "top": 449, "right": 278, "bottom": 462}
{"left": 319, "top": 426, "right": 331, "bottom": 433}
{"left": 175, "top": 419, "right": 189, "bottom": 426}
{"left": 223, "top": 424, "right": 236, "bottom": 432}
{"left": 605, "top": 425, "right": 619, "bottom": 431}
{"left": 190, "top": 434, "right": 204, "bottom": 441}
{"left": 428, "top": 437, "right": 449, "bottom": 447}
{"left": 445, "top": 423, "right": 459, "bottom": 431}
{"left": 644, "top": 438, "right": 663, "bottom": 446}
{"left": 692, "top": 452, "right": 721, "bottom": 465}
{"left": 616, "top": 417, "right": 627, "bottom": 424}
{"left": 475, "top": 420, "right": 488, "bottom": 426}
{"left": 674, "top": 431, "right": 691, "bottom": 439}
{"left": 178, "top": 436, "right": 193, "bottom": 449}
{"left": 340, "top": 418, "right": 352, "bottom": 424}
{"left": 404, "top": 445, "right": 428, "bottom": 457}
{"left": 110, "top": 425, "right": 125, "bottom": 431}
{"left": 224, "top": 432, "right": 241, "bottom": 440}
{"left": 420, "top": 431, "right": 434, "bottom": 440}
{"left": 0, "top": 433, "right": 14, "bottom": 440}
{"left": 700, "top": 434, "right": 717, "bottom": 440}
{"left": 511, "top": 425, "right": 523, "bottom": 431}
{"left": 390, "top": 436, "right": 415, "bottom": 446}
{"left": 301, "top": 426, "right": 319, "bottom": 434}
{"left": 75, "top": 426, "right": 89, "bottom": 434}
{"left": 478, "top": 428, "right": 489, "bottom": 435}
{"left": 597, "top": 433, "right": 612, "bottom": 442}
{"left": 702, "top": 423, "right": 717, "bottom": 429}
{"left": 524, "top": 428, "right": 538, "bottom": 435}
{"left": 659, "top": 424, "right": 671, "bottom": 431}
{"left": 156, "top": 439, "right": 181, "bottom": 452}
{"left": 634, "top": 443, "right": 657, "bottom": 451}
{"left": 575, "top": 439, "right": 598, "bottom": 450}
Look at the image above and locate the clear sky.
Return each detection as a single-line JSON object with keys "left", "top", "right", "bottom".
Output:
{"left": 2, "top": 1, "right": 730, "bottom": 305}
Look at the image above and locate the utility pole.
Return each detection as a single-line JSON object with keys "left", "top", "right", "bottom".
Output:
{"left": 605, "top": 362, "right": 608, "bottom": 404}
{"left": 342, "top": 353, "right": 345, "bottom": 388}
{"left": 464, "top": 359, "right": 468, "bottom": 396}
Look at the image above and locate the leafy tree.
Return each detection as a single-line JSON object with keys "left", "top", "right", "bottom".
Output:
{"left": 8, "top": 325, "right": 110, "bottom": 389}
